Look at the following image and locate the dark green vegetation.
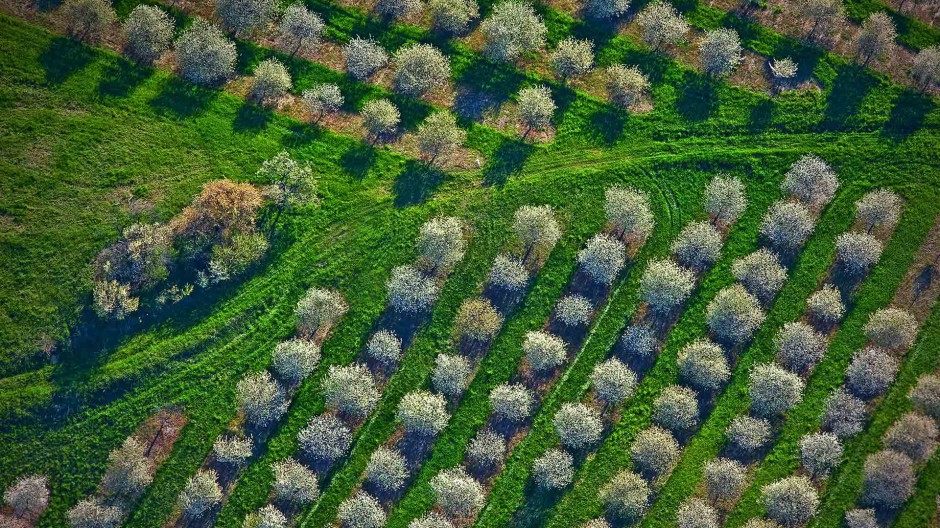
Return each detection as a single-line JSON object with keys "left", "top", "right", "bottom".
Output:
{"left": 0, "top": 0, "right": 939, "bottom": 524}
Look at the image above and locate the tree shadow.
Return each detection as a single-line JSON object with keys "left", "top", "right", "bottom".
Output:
{"left": 339, "top": 142, "right": 377, "bottom": 179}
{"left": 282, "top": 123, "right": 327, "bottom": 148}
{"left": 482, "top": 139, "right": 534, "bottom": 186}
{"left": 98, "top": 59, "right": 152, "bottom": 99}
{"left": 882, "top": 90, "right": 934, "bottom": 141}
{"left": 149, "top": 77, "right": 217, "bottom": 119}
{"left": 676, "top": 74, "right": 718, "bottom": 122}
{"left": 31, "top": 0, "right": 62, "bottom": 11}
{"left": 233, "top": 104, "right": 273, "bottom": 133}
{"left": 393, "top": 160, "right": 445, "bottom": 207}
{"left": 823, "top": 65, "right": 876, "bottom": 129}
{"left": 40, "top": 37, "right": 94, "bottom": 85}
{"left": 510, "top": 479, "right": 566, "bottom": 528}
{"left": 748, "top": 98, "right": 774, "bottom": 133}
{"left": 586, "top": 105, "right": 628, "bottom": 146}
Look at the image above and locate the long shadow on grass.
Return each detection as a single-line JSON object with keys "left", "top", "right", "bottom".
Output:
{"left": 40, "top": 37, "right": 95, "bottom": 85}
{"left": 822, "top": 64, "right": 877, "bottom": 128}
{"left": 234, "top": 103, "right": 274, "bottom": 133}
{"left": 97, "top": 59, "right": 153, "bottom": 99}
{"left": 676, "top": 74, "right": 719, "bottom": 122}
{"left": 393, "top": 160, "right": 446, "bottom": 207}
{"left": 149, "top": 77, "right": 218, "bottom": 119}
{"left": 482, "top": 138, "right": 535, "bottom": 186}
{"left": 882, "top": 90, "right": 935, "bottom": 141}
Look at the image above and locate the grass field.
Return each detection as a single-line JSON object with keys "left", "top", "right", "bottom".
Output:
{"left": 0, "top": 0, "right": 939, "bottom": 525}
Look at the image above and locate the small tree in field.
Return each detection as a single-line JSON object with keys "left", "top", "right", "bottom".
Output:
{"left": 237, "top": 371, "right": 287, "bottom": 428}
{"left": 605, "top": 65, "right": 650, "bottom": 109}
{"left": 103, "top": 436, "right": 153, "bottom": 496}
{"left": 732, "top": 249, "right": 787, "bottom": 304}
{"left": 377, "top": 0, "right": 423, "bottom": 19}
{"left": 552, "top": 38, "right": 594, "bottom": 82}
{"left": 699, "top": 28, "right": 743, "bottom": 77}
{"left": 605, "top": 186, "right": 655, "bottom": 242}
{"left": 707, "top": 284, "right": 766, "bottom": 346}
{"left": 365, "top": 447, "right": 409, "bottom": 492}
{"left": 835, "top": 232, "right": 883, "bottom": 276}
{"left": 533, "top": 448, "right": 575, "bottom": 490}
{"left": 490, "top": 254, "right": 528, "bottom": 292}
{"left": 272, "top": 338, "right": 321, "bottom": 385}
{"left": 703, "top": 458, "right": 747, "bottom": 502}
{"left": 862, "top": 449, "right": 915, "bottom": 508}
{"left": 591, "top": 358, "right": 637, "bottom": 405}
{"left": 749, "top": 363, "right": 805, "bottom": 417}
{"left": 912, "top": 46, "right": 940, "bottom": 90}
{"left": 760, "top": 201, "right": 815, "bottom": 253}
{"left": 554, "top": 403, "right": 603, "bottom": 450}
{"left": 432, "top": 353, "right": 472, "bottom": 397}
{"left": 636, "top": 2, "right": 689, "bottom": 51}
{"left": 783, "top": 154, "right": 839, "bottom": 207}
{"left": 621, "top": 324, "right": 658, "bottom": 360}
{"left": 856, "top": 189, "right": 901, "bottom": 233}
{"left": 418, "top": 216, "right": 467, "bottom": 273}
{"left": 490, "top": 383, "right": 534, "bottom": 423}
{"left": 67, "top": 499, "right": 122, "bottom": 528}
{"left": 517, "top": 86, "right": 556, "bottom": 136}
{"left": 298, "top": 414, "right": 352, "bottom": 463}
{"left": 653, "top": 385, "right": 699, "bottom": 432}
{"left": 800, "top": 432, "right": 843, "bottom": 477}
{"left": 124, "top": 5, "right": 173, "bottom": 64}
{"left": 672, "top": 221, "right": 723, "bottom": 271}
{"left": 798, "top": 0, "right": 845, "bottom": 43}
{"left": 303, "top": 84, "right": 344, "bottom": 121}
{"left": 856, "top": 12, "right": 896, "bottom": 65}
{"left": 775, "top": 321, "right": 826, "bottom": 374}
{"left": 179, "top": 470, "right": 222, "bottom": 518}
{"left": 807, "top": 285, "right": 845, "bottom": 328}
{"left": 215, "top": 0, "right": 277, "bottom": 35}
{"left": 417, "top": 112, "right": 466, "bottom": 166}
{"left": 430, "top": 467, "right": 484, "bottom": 519}
{"left": 910, "top": 374, "right": 940, "bottom": 420}
{"left": 428, "top": 0, "right": 479, "bottom": 33}
{"left": 323, "top": 364, "right": 379, "bottom": 419}
{"left": 394, "top": 44, "right": 451, "bottom": 97}
{"left": 259, "top": 151, "right": 318, "bottom": 219}
{"left": 513, "top": 205, "right": 562, "bottom": 262}
{"left": 579, "top": 234, "right": 627, "bottom": 286}
{"left": 397, "top": 390, "right": 450, "bottom": 437}
{"left": 584, "top": 0, "right": 630, "bottom": 19}
{"left": 704, "top": 175, "right": 747, "bottom": 225}
{"left": 481, "top": 1, "right": 547, "bottom": 62}
{"left": 387, "top": 265, "right": 439, "bottom": 313}
{"left": 4, "top": 475, "right": 49, "bottom": 519}
{"left": 631, "top": 426, "right": 679, "bottom": 477}
{"left": 770, "top": 57, "right": 799, "bottom": 90}
{"left": 466, "top": 429, "right": 506, "bottom": 470}
{"left": 678, "top": 339, "right": 730, "bottom": 392}
{"left": 554, "top": 295, "right": 593, "bottom": 327}
{"left": 344, "top": 37, "right": 389, "bottom": 80}
{"left": 295, "top": 287, "right": 347, "bottom": 338}
{"left": 823, "top": 388, "right": 867, "bottom": 438}
{"left": 338, "top": 492, "right": 386, "bottom": 528}
{"left": 727, "top": 415, "right": 771, "bottom": 454}
{"left": 524, "top": 331, "right": 567, "bottom": 373}
{"left": 677, "top": 498, "right": 719, "bottom": 528}
{"left": 279, "top": 3, "right": 324, "bottom": 56}
{"left": 601, "top": 470, "right": 650, "bottom": 522}
{"left": 175, "top": 20, "right": 237, "bottom": 86}
{"left": 863, "top": 307, "right": 917, "bottom": 350}
{"left": 761, "top": 476, "right": 819, "bottom": 527}
{"left": 455, "top": 298, "right": 503, "bottom": 343}
{"left": 361, "top": 99, "right": 401, "bottom": 141}
{"left": 243, "top": 505, "right": 286, "bottom": 528}
{"left": 366, "top": 330, "right": 402, "bottom": 368}
{"left": 63, "top": 0, "right": 116, "bottom": 43}
{"left": 883, "top": 412, "right": 938, "bottom": 462}
{"left": 273, "top": 458, "right": 319, "bottom": 505}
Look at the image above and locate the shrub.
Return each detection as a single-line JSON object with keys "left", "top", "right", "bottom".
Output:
{"left": 362, "top": 99, "right": 401, "bottom": 140}
{"left": 123, "top": 5, "right": 173, "bottom": 64}
{"left": 554, "top": 403, "right": 603, "bottom": 450}
{"left": 844, "top": 509, "right": 878, "bottom": 528}
{"left": 366, "top": 330, "right": 402, "bottom": 368}
{"left": 783, "top": 154, "right": 839, "bottom": 206}
{"left": 209, "top": 231, "right": 269, "bottom": 282}
{"left": 303, "top": 84, "right": 344, "bottom": 120}
{"left": 466, "top": 429, "right": 506, "bottom": 469}
{"left": 912, "top": 45, "right": 940, "bottom": 90}
{"left": 409, "top": 513, "right": 454, "bottom": 528}
{"left": 298, "top": 414, "right": 352, "bottom": 463}
{"left": 428, "top": 0, "right": 478, "bottom": 33}
{"left": 174, "top": 20, "right": 237, "bottom": 86}
{"left": 799, "top": 432, "right": 843, "bottom": 477}
{"left": 344, "top": 37, "right": 389, "bottom": 80}
{"left": 863, "top": 308, "right": 918, "bottom": 350}
{"left": 394, "top": 44, "right": 451, "bottom": 96}
{"left": 760, "top": 201, "right": 816, "bottom": 252}
{"left": 418, "top": 216, "right": 467, "bottom": 273}
{"left": 705, "top": 174, "right": 747, "bottom": 224}
{"left": 524, "top": 331, "right": 567, "bottom": 373}
{"left": 513, "top": 205, "right": 562, "bottom": 260}
{"left": 258, "top": 151, "right": 317, "bottom": 212}
{"left": 857, "top": 12, "right": 896, "bottom": 65}
{"left": 279, "top": 3, "right": 324, "bottom": 55}
{"left": 454, "top": 298, "right": 503, "bottom": 342}
{"left": 605, "top": 64, "right": 649, "bottom": 108}
{"left": 554, "top": 295, "right": 593, "bottom": 326}
{"left": 430, "top": 467, "right": 484, "bottom": 518}
{"left": 481, "top": 1, "right": 547, "bottom": 62}
{"left": 733, "top": 249, "right": 787, "bottom": 303}
{"left": 323, "top": 364, "right": 379, "bottom": 418}
{"left": 631, "top": 425, "right": 680, "bottom": 476}
{"left": 636, "top": 1, "right": 689, "bottom": 50}
{"left": 387, "top": 265, "right": 439, "bottom": 313}
{"left": 910, "top": 373, "right": 940, "bottom": 420}
{"left": 92, "top": 280, "right": 139, "bottom": 321}
{"left": 677, "top": 497, "right": 719, "bottom": 528}
{"left": 798, "top": 0, "right": 845, "bottom": 42}
{"left": 552, "top": 38, "right": 594, "bottom": 81}
{"left": 835, "top": 232, "right": 883, "bottom": 276}
{"left": 243, "top": 505, "right": 286, "bottom": 528}
{"left": 579, "top": 233, "right": 627, "bottom": 286}
{"left": 432, "top": 354, "right": 472, "bottom": 398}
{"left": 93, "top": 222, "right": 173, "bottom": 301}
{"left": 3, "top": 475, "right": 48, "bottom": 518}
{"left": 532, "top": 448, "right": 574, "bottom": 489}
{"left": 67, "top": 499, "right": 122, "bottom": 528}
{"left": 591, "top": 358, "right": 638, "bottom": 405}
{"left": 775, "top": 322, "right": 826, "bottom": 374}
{"left": 237, "top": 371, "right": 287, "bottom": 428}
{"left": 376, "top": 0, "right": 423, "bottom": 18}
{"left": 179, "top": 470, "right": 222, "bottom": 518}
{"left": 823, "top": 388, "right": 867, "bottom": 438}
{"left": 699, "top": 28, "right": 743, "bottom": 77}
{"left": 727, "top": 415, "right": 772, "bottom": 453}
{"left": 883, "top": 412, "right": 938, "bottom": 462}
{"left": 584, "top": 0, "right": 630, "bottom": 19}
{"left": 862, "top": 450, "right": 915, "bottom": 508}
{"left": 365, "top": 447, "right": 409, "bottom": 492}
{"left": 397, "top": 390, "right": 450, "bottom": 436}
{"left": 272, "top": 338, "right": 321, "bottom": 384}
{"left": 490, "top": 383, "right": 534, "bottom": 423}
{"left": 600, "top": 470, "right": 650, "bottom": 521}
{"left": 582, "top": 519, "right": 612, "bottom": 528}
{"left": 707, "top": 284, "right": 766, "bottom": 346}
{"left": 489, "top": 254, "right": 529, "bottom": 292}
{"left": 856, "top": 189, "right": 901, "bottom": 233}
{"left": 653, "top": 385, "right": 699, "bottom": 432}
{"left": 605, "top": 186, "right": 655, "bottom": 241}
{"left": 807, "top": 285, "right": 845, "bottom": 327}
{"left": 338, "top": 492, "right": 386, "bottom": 528}
{"left": 673, "top": 221, "right": 723, "bottom": 271}
{"left": 517, "top": 85, "right": 556, "bottom": 133}
{"left": 417, "top": 112, "right": 466, "bottom": 164}
{"left": 272, "top": 458, "right": 319, "bottom": 505}
{"left": 761, "top": 476, "right": 819, "bottom": 527}
{"left": 749, "top": 363, "right": 804, "bottom": 417}
{"left": 212, "top": 435, "right": 253, "bottom": 467}
{"left": 769, "top": 57, "right": 798, "bottom": 83}
{"left": 63, "top": 0, "right": 116, "bottom": 43}
{"left": 678, "top": 339, "right": 730, "bottom": 392}
{"left": 703, "top": 457, "right": 747, "bottom": 501}
{"left": 620, "top": 324, "right": 657, "bottom": 359}
{"left": 172, "top": 180, "right": 264, "bottom": 257}
{"left": 215, "top": 0, "right": 276, "bottom": 35}
{"left": 845, "top": 347, "right": 899, "bottom": 399}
